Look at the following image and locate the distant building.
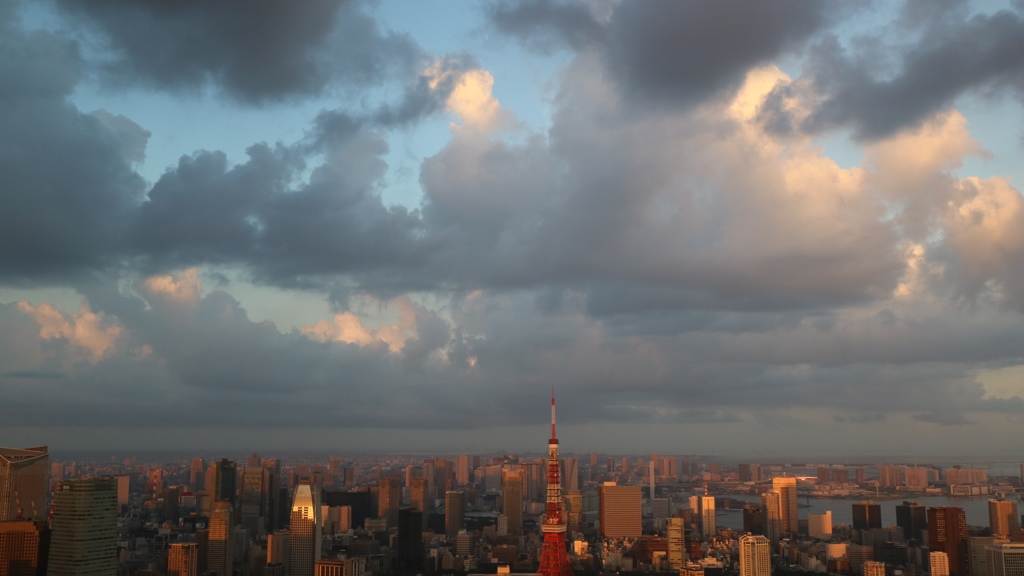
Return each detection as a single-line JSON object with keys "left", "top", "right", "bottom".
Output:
{"left": 599, "top": 483, "right": 641, "bottom": 539}
{"left": 809, "top": 511, "right": 833, "bottom": 538}
{"left": 168, "top": 542, "right": 199, "bottom": 576}
{"left": 667, "top": 517, "right": 686, "bottom": 570}
{"left": 896, "top": 501, "right": 926, "bottom": 542}
{"left": 761, "top": 491, "right": 782, "bottom": 545}
{"left": 853, "top": 501, "right": 882, "bottom": 530}
{"left": 445, "top": 491, "right": 464, "bottom": 537}
{"left": 47, "top": 478, "right": 117, "bottom": 576}
{"left": 989, "top": 499, "right": 1019, "bottom": 538}
{"left": 377, "top": 476, "right": 400, "bottom": 529}
{"left": 501, "top": 469, "right": 524, "bottom": 536}
{"left": 772, "top": 477, "right": 798, "bottom": 534}
{"left": 208, "top": 501, "right": 233, "bottom": 576}
{"left": 739, "top": 534, "right": 771, "bottom": 576}
{"left": 290, "top": 482, "right": 322, "bottom": 576}
{"left": 700, "top": 494, "right": 716, "bottom": 538}
{"left": 929, "top": 507, "right": 968, "bottom": 576}
{"left": 863, "top": 561, "right": 886, "bottom": 576}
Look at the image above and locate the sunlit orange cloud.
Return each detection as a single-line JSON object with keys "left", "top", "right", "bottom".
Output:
{"left": 944, "top": 176, "right": 1024, "bottom": 279}
{"left": 141, "top": 268, "right": 203, "bottom": 306}
{"left": 16, "top": 300, "right": 122, "bottom": 361}
{"left": 300, "top": 295, "right": 420, "bottom": 352}
{"left": 428, "top": 64, "right": 506, "bottom": 133}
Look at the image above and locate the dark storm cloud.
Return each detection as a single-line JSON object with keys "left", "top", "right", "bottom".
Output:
{"left": 803, "top": 7, "right": 1024, "bottom": 140}
{"left": 488, "top": 0, "right": 606, "bottom": 53}
{"left": 54, "top": 0, "right": 422, "bottom": 104}
{"left": 490, "top": 0, "right": 828, "bottom": 106}
{"left": 0, "top": 9, "right": 146, "bottom": 285}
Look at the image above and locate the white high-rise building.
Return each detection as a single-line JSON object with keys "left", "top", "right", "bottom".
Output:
{"left": 700, "top": 494, "right": 716, "bottom": 538}
{"left": 931, "top": 551, "right": 950, "bottom": 576}
{"left": 739, "top": 534, "right": 771, "bottom": 576}
{"left": 988, "top": 543, "right": 1024, "bottom": 576}
{"left": 289, "top": 483, "right": 322, "bottom": 576}
{"left": 809, "top": 511, "right": 833, "bottom": 538}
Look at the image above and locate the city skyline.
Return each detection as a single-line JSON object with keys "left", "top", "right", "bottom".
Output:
{"left": 3, "top": 0, "right": 1024, "bottom": 455}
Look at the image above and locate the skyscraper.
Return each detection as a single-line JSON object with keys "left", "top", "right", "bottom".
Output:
{"left": 852, "top": 501, "right": 882, "bottom": 530}
{"left": 989, "top": 499, "right": 1019, "bottom": 538}
{"left": 931, "top": 551, "right": 951, "bottom": 576}
{"left": 501, "top": 468, "right": 524, "bottom": 536}
{"left": 772, "top": 476, "right": 798, "bottom": 534}
{"left": 207, "top": 501, "right": 233, "bottom": 576}
{"left": 445, "top": 491, "right": 464, "bottom": 537}
{"left": 896, "top": 501, "right": 926, "bottom": 542}
{"left": 396, "top": 508, "right": 423, "bottom": 573}
{"left": 929, "top": 507, "right": 968, "bottom": 576}
{"left": 47, "top": 478, "right": 117, "bottom": 576}
{"left": 456, "top": 455, "right": 470, "bottom": 487}
{"left": 739, "top": 534, "right": 771, "bottom": 576}
{"left": 0, "top": 447, "right": 48, "bottom": 522}
{"left": 409, "top": 477, "right": 428, "bottom": 530}
{"left": 289, "top": 482, "right": 322, "bottom": 576}
{"left": 667, "top": 517, "right": 686, "bottom": 570}
{"left": 537, "top": 393, "right": 573, "bottom": 576}
{"left": 168, "top": 542, "right": 199, "bottom": 576}
{"left": 599, "top": 484, "right": 641, "bottom": 539}
{"left": 190, "top": 458, "right": 205, "bottom": 492}
{"left": 239, "top": 466, "right": 265, "bottom": 536}
{"left": 761, "top": 491, "right": 782, "bottom": 545}
{"left": 700, "top": 491, "right": 716, "bottom": 538}
{"left": 378, "top": 476, "right": 400, "bottom": 529}
{"left": 207, "top": 459, "right": 237, "bottom": 506}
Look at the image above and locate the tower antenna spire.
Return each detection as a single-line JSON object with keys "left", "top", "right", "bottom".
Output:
{"left": 551, "top": 386, "right": 557, "bottom": 439}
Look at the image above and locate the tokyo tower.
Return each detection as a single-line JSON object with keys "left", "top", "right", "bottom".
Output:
{"left": 537, "top": 390, "right": 574, "bottom": 576}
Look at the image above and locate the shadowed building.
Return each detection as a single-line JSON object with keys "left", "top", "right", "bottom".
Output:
{"left": 930, "top": 507, "right": 968, "bottom": 576}
{"left": 897, "top": 501, "right": 926, "bottom": 542}
{"left": 47, "top": 478, "right": 117, "bottom": 576}
{"left": 853, "top": 501, "right": 882, "bottom": 530}
{"left": 0, "top": 520, "right": 48, "bottom": 576}
{"left": 0, "top": 447, "right": 48, "bottom": 522}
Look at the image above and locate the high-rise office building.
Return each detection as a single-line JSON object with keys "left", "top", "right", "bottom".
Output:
{"left": 739, "top": 534, "right": 771, "bottom": 576}
{"left": 168, "top": 542, "right": 199, "bottom": 576}
{"left": 456, "top": 456, "right": 470, "bottom": 487}
{"left": 207, "top": 459, "right": 237, "bottom": 506}
{"left": 445, "top": 491, "right": 464, "bottom": 537}
{"left": 599, "top": 483, "right": 641, "bottom": 538}
{"left": 561, "top": 458, "right": 579, "bottom": 492}
{"left": 929, "top": 507, "right": 968, "bottom": 576}
{"left": 0, "top": 520, "right": 47, "bottom": 576}
{"left": 969, "top": 536, "right": 1006, "bottom": 576}
{"left": 47, "top": 478, "right": 117, "bottom": 576}
{"left": 207, "top": 501, "right": 233, "bottom": 576}
{"left": 501, "top": 468, "right": 524, "bottom": 536}
{"left": 761, "top": 491, "right": 782, "bottom": 545}
{"left": 262, "top": 459, "right": 281, "bottom": 532}
{"left": 896, "top": 501, "right": 926, "bottom": 542}
{"left": 378, "top": 476, "right": 400, "bottom": 529}
{"left": 0, "top": 447, "right": 48, "bottom": 522}
{"left": 239, "top": 467, "right": 265, "bottom": 536}
{"left": 537, "top": 393, "right": 573, "bottom": 576}
{"left": 853, "top": 501, "right": 882, "bottom": 530}
{"left": 987, "top": 543, "right": 1024, "bottom": 576}
{"left": 190, "top": 458, "right": 205, "bottom": 492}
{"left": 267, "top": 529, "right": 289, "bottom": 575}
{"left": 772, "top": 477, "right": 798, "bottom": 534}
{"left": 409, "top": 477, "right": 428, "bottom": 530}
{"left": 878, "top": 465, "right": 901, "bottom": 488}
{"left": 809, "top": 511, "right": 832, "bottom": 538}
{"left": 989, "top": 499, "right": 1020, "bottom": 538}
{"left": 667, "top": 517, "right": 686, "bottom": 570}
{"left": 396, "top": 508, "right": 423, "bottom": 573}
{"left": 700, "top": 493, "right": 716, "bottom": 538}
{"left": 743, "top": 505, "right": 763, "bottom": 535}
{"left": 565, "top": 490, "right": 582, "bottom": 534}
{"left": 289, "top": 482, "right": 322, "bottom": 576}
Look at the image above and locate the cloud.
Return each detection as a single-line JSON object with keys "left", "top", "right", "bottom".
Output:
{"left": 53, "top": 0, "right": 423, "bottom": 104}
{"left": 490, "top": 0, "right": 829, "bottom": 107}
{"left": 15, "top": 300, "right": 122, "bottom": 361}
{"left": 803, "top": 7, "right": 1024, "bottom": 140}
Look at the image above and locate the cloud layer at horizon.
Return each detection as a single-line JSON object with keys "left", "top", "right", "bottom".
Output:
{"left": 3, "top": 0, "right": 1024, "bottom": 456}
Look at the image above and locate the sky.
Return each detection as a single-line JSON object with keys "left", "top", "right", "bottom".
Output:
{"left": 3, "top": 0, "right": 1024, "bottom": 459}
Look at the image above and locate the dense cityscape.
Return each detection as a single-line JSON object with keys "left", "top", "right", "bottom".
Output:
{"left": 3, "top": 400, "right": 1024, "bottom": 576}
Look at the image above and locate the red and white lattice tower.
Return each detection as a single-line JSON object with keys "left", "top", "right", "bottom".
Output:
{"left": 537, "top": 390, "right": 574, "bottom": 576}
